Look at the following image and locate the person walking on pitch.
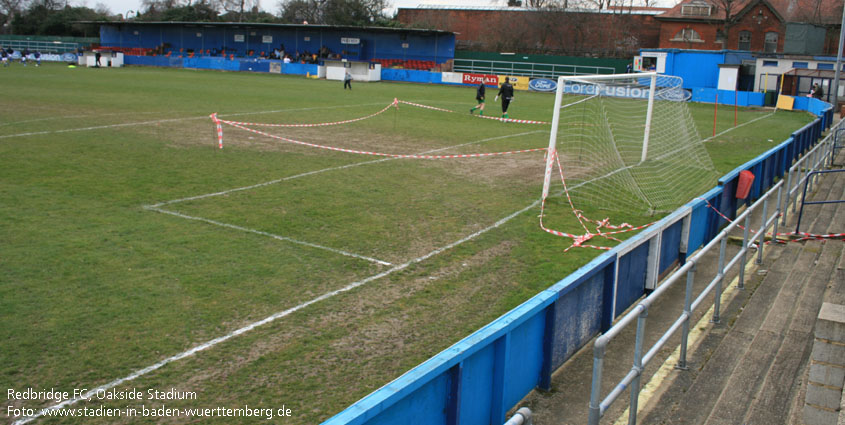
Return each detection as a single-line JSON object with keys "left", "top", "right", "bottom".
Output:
{"left": 344, "top": 69, "right": 352, "bottom": 90}
{"left": 495, "top": 77, "right": 514, "bottom": 118}
{"left": 469, "top": 82, "right": 486, "bottom": 115}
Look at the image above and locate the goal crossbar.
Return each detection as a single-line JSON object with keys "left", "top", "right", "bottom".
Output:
{"left": 541, "top": 72, "right": 659, "bottom": 200}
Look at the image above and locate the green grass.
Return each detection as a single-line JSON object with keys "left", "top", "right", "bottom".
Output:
{"left": 0, "top": 63, "right": 815, "bottom": 424}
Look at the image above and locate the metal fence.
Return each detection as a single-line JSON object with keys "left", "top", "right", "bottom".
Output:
{"left": 587, "top": 116, "right": 843, "bottom": 425}
{"left": 452, "top": 58, "right": 616, "bottom": 78}
{"left": 0, "top": 39, "right": 82, "bottom": 53}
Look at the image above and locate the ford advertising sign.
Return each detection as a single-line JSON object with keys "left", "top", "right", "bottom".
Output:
{"left": 529, "top": 78, "right": 557, "bottom": 92}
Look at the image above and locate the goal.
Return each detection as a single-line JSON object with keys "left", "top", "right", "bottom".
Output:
{"left": 541, "top": 72, "right": 718, "bottom": 215}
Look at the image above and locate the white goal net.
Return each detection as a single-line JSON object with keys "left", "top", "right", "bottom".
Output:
{"left": 542, "top": 72, "right": 718, "bottom": 215}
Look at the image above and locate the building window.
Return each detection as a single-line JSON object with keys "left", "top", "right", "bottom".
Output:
{"left": 762, "top": 60, "right": 778, "bottom": 67}
{"left": 738, "top": 31, "right": 752, "bottom": 50}
{"left": 681, "top": 2, "right": 711, "bottom": 16}
{"left": 716, "top": 30, "right": 726, "bottom": 44}
{"left": 671, "top": 28, "right": 703, "bottom": 42}
{"left": 818, "top": 63, "right": 834, "bottom": 70}
{"left": 764, "top": 32, "right": 778, "bottom": 53}
{"left": 792, "top": 62, "right": 808, "bottom": 68}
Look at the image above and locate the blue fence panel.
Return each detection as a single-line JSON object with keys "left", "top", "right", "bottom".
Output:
{"left": 685, "top": 186, "right": 723, "bottom": 254}
{"left": 546, "top": 252, "right": 615, "bottom": 372}
{"left": 381, "top": 69, "right": 442, "bottom": 84}
{"left": 690, "top": 88, "right": 764, "bottom": 107}
{"left": 457, "top": 345, "right": 495, "bottom": 425}
{"left": 503, "top": 313, "right": 546, "bottom": 412}
{"left": 614, "top": 243, "right": 649, "bottom": 316}
{"left": 282, "top": 62, "right": 319, "bottom": 75}
{"left": 659, "top": 220, "right": 684, "bottom": 274}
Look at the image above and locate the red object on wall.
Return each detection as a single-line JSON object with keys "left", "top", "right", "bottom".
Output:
{"left": 736, "top": 170, "right": 755, "bottom": 199}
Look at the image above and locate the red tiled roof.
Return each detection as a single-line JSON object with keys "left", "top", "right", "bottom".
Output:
{"left": 657, "top": 0, "right": 840, "bottom": 25}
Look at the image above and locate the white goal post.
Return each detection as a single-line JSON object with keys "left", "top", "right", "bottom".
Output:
{"left": 539, "top": 71, "right": 717, "bottom": 215}
{"left": 542, "top": 72, "right": 658, "bottom": 200}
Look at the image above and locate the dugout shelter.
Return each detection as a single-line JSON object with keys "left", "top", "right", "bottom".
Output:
{"left": 94, "top": 21, "right": 455, "bottom": 68}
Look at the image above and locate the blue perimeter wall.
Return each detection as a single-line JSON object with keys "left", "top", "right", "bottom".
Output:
{"left": 318, "top": 95, "right": 833, "bottom": 425}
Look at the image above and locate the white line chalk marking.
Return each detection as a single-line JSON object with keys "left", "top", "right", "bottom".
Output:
{"left": 144, "top": 205, "right": 393, "bottom": 266}
{"left": 16, "top": 195, "right": 543, "bottom": 425}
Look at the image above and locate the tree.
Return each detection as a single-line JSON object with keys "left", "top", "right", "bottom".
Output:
{"left": 278, "top": 0, "right": 385, "bottom": 25}
{"left": 11, "top": 3, "right": 108, "bottom": 36}
{"left": 278, "top": 0, "right": 322, "bottom": 23}
{"left": 0, "top": 0, "right": 27, "bottom": 34}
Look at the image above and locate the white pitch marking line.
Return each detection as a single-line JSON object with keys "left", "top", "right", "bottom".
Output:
{"left": 144, "top": 205, "right": 393, "bottom": 266}
{"left": 150, "top": 130, "right": 546, "bottom": 207}
{"left": 0, "top": 102, "right": 388, "bottom": 140}
{"left": 16, "top": 192, "right": 543, "bottom": 425}
{"left": 702, "top": 110, "right": 778, "bottom": 143}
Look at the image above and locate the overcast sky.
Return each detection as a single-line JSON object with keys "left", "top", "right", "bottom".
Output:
{"left": 87, "top": 0, "right": 547, "bottom": 19}
{"left": 88, "top": 0, "right": 672, "bottom": 20}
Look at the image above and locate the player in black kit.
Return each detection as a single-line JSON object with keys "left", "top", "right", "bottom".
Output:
{"left": 495, "top": 77, "right": 514, "bottom": 118}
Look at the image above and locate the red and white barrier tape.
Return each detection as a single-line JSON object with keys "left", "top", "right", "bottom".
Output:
{"left": 210, "top": 113, "right": 223, "bottom": 149}
{"left": 212, "top": 98, "right": 549, "bottom": 148}
{"left": 396, "top": 100, "right": 550, "bottom": 124}
{"left": 539, "top": 150, "right": 653, "bottom": 251}
{"left": 699, "top": 198, "right": 844, "bottom": 243}
{"left": 216, "top": 101, "right": 398, "bottom": 128}
{"left": 222, "top": 119, "right": 547, "bottom": 159}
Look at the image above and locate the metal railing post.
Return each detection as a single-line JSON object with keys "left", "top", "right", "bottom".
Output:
{"left": 628, "top": 308, "right": 649, "bottom": 425}
{"left": 588, "top": 343, "right": 606, "bottom": 425}
{"left": 757, "top": 196, "right": 769, "bottom": 264}
{"left": 678, "top": 263, "right": 696, "bottom": 370}
{"left": 782, "top": 166, "right": 793, "bottom": 226}
{"left": 713, "top": 236, "right": 727, "bottom": 323}
{"left": 773, "top": 184, "right": 783, "bottom": 241}
{"left": 739, "top": 213, "right": 750, "bottom": 289}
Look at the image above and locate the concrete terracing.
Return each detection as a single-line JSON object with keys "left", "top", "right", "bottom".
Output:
{"left": 515, "top": 138, "right": 845, "bottom": 424}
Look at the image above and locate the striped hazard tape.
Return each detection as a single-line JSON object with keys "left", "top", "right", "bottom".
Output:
{"left": 539, "top": 150, "right": 653, "bottom": 252}
{"left": 221, "top": 119, "right": 547, "bottom": 159}
{"left": 699, "top": 198, "right": 845, "bottom": 243}
{"left": 212, "top": 98, "right": 549, "bottom": 148}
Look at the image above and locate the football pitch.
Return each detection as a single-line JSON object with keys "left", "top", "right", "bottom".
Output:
{"left": 0, "top": 63, "right": 814, "bottom": 424}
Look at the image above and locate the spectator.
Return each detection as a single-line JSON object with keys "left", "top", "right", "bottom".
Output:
{"left": 283, "top": 55, "right": 291, "bottom": 64}
{"left": 812, "top": 83, "right": 824, "bottom": 100}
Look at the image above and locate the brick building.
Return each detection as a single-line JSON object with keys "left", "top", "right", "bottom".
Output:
{"left": 398, "top": 0, "right": 842, "bottom": 56}
{"left": 656, "top": 0, "right": 842, "bottom": 54}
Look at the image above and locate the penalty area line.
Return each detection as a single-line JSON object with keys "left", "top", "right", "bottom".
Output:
{"left": 143, "top": 205, "right": 393, "bottom": 266}
{"left": 150, "top": 130, "right": 546, "bottom": 207}
{"left": 0, "top": 102, "right": 388, "bottom": 140}
{"left": 17, "top": 193, "right": 543, "bottom": 425}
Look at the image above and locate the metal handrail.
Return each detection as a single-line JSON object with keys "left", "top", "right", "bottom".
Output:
{"left": 588, "top": 180, "right": 785, "bottom": 425}
{"left": 781, "top": 120, "right": 843, "bottom": 226}
{"left": 0, "top": 39, "right": 81, "bottom": 53}
{"left": 452, "top": 58, "right": 616, "bottom": 79}
{"left": 795, "top": 169, "right": 845, "bottom": 233}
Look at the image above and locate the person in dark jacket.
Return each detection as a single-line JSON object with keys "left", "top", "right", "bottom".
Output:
{"left": 812, "top": 83, "right": 824, "bottom": 100}
{"left": 469, "top": 82, "right": 486, "bottom": 115}
{"left": 495, "top": 77, "right": 514, "bottom": 118}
